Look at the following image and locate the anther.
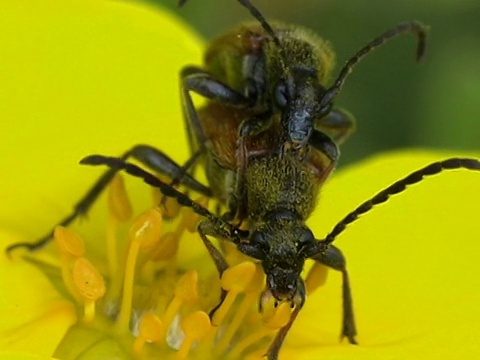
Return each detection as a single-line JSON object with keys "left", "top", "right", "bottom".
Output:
{"left": 53, "top": 226, "right": 85, "bottom": 300}
{"left": 72, "top": 257, "right": 106, "bottom": 323}
{"left": 133, "top": 313, "right": 164, "bottom": 354}
{"left": 177, "top": 311, "right": 211, "bottom": 359}
{"left": 108, "top": 174, "right": 133, "bottom": 223}
{"left": 129, "top": 208, "right": 163, "bottom": 251}
{"left": 229, "top": 303, "right": 291, "bottom": 359}
{"left": 212, "top": 262, "right": 256, "bottom": 325}
{"left": 53, "top": 226, "right": 85, "bottom": 258}
{"left": 116, "top": 209, "right": 162, "bottom": 333}
{"left": 216, "top": 263, "right": 264, "bottom": 354}
{"left": 151, "top": 231, "right": 180, "bottom": 261}
{"left": 162, "top": 271, "right": 199, "bottom": 331}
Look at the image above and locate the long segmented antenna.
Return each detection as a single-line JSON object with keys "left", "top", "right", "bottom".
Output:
{"left": 321, "top": 21, "right": 428, "bottom": 107}
{"left": 323, "top": 158, "right": 480, "bottom": 245}
{"left": 80, "top": 155, "right": 241, "bottom": 238}
{"left": 236, "top": 0, "right": 282, "bottom": 47}
{"left": 178, "top": 0, "right": 282, "bottom": 48}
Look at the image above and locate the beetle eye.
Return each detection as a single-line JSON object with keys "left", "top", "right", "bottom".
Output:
{"left": 251, "top": 231, "right": 270, "bottom": 253}
{"left": 274, "top": 82, "right": 288, "bottom": 108}
{"left": 296, "top": 228, "right": 314, "bottom": 252}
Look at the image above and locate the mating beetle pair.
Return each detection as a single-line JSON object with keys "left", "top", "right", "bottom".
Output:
{"left": 8, "top": 1, "right": 480, "bottom": 359}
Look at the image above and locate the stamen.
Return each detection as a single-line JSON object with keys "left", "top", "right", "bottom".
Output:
{"left": 53, "top": 226, "right": 85, "bottom": 300}
{"left": 108, "top": 174, "right": 133, "bottom": 223}
{"left": 177, "top": 311, "right": 211, "bottom": 360}
{"left": 72, "top": 257, "right": 106, "bottom": 323}
{"left": 54, "top": 226, "right": 85, "bottom": 258}
{"left": 305, "top": 263, "right": 329, "bottom": 294}
{"left": 215, "top": 263, "right": 264, "bottom": 354}
{"left": 116, "top": 209, "right": 163, "bottom": 334}
{"left": 116, "top": 231, "right": 139, "bottom": 332}
{"left": 150, "top": 231, "right": 180, "bottom": 262}
{"left": 154, "top": 189, "right": 182, "bottom": 221}
{"left": 130, "top": 208, "right": 163, "bottom": 252}
{"left": 229, "top": 302, "right": 291, "bottom": 359}
{"left": 106, "top": 216, "right": 119, "bottom": 277}
{"left": 264, "top": 302, "right": 292, "bottom": 329}
{"left": 106, "top": 174, "right": 132, "bottom": 276}
{"left": 152, "top": 197, "right": 208, "bottom": 276}
{"left": 162, "top": 195, "right": 182, "bottom": 219}
{"left": 133, "top": 313, "right": 164, "bottom": 354}
{"left": 162, "top": 271, "right": 199, "bottom": 332}
{"left": 212, "top": 262, "right": 256, "bottom": 326}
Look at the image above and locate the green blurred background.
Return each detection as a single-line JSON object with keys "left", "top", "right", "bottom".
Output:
{"left": 150, "top": 0, "right": 479, "bottom": 165}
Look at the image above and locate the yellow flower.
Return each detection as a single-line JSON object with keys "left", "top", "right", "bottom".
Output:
{"left": 1, "top": 1, "right": 479, "bottom": 360}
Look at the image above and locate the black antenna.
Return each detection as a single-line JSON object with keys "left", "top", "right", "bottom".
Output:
{"left": 323, "top": 158, "right": 479, "bottom": 245}
{"left": 321, "top": 21, "right": 428, "bottom": 107}
{"left": 178, "top": 0, "right": 283, "bottom": 49}
{"left": 80, "top": 155, "right": 234, "bottom": 232}
{"left": 236, "top": 0, "right": 282, "bottom": 47}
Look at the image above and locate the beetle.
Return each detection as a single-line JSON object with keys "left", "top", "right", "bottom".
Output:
{"left": 81, "top": 153, "right": 480, "bottom": 360}
{"left": 175, "top": 0, "right": 428, "bottom": 222}
{"left": 178, "top": 0, "right": 427, "bottom": 164}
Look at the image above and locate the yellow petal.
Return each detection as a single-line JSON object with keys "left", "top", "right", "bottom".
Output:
{"left": 0, "top": 353, "right": 52, "bottom": 360}
{"left": 0, "top": 230, "right": 76, "bottom": 355}
{"left": 0, "top": 0, "right": 204, "bottom": 249}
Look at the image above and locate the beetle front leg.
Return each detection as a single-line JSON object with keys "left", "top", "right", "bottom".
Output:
{"left": 265, "top": 278, "right": 306, "bottom": 360}
{"left": 266, "top": 305, "right": 302, "bottom": 360}
{"left": 197, "top": 219, "right": 246, "bottom": 318}
{"left": 315, "top": 108, "right": 356, "bottom": 144}
{"left": 310, "top": 244, "right": 358, "bottom": 344}
{"left": 309, "top": 130, "right": 340, "bottom": 164}
{"left": 180, "top": 66, "right": 253, "bottom": 153}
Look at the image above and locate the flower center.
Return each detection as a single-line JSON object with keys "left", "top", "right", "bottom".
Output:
{"left": 40, "top": 173, "right": 328, "bottom": 360}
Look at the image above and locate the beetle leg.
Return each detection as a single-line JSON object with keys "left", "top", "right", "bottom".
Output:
{"left": 196, "top": 216, "right": 250, "bottom": 318}
{"left": 265, "top": 305, "right": 302, "bottom": 360}
{"left": 180, "top": 65, "right": 253, "bottom": 148}
{"left": 181, "top": 66, "right": 251, "bottom": 106}
{"left": 123, "top": 145, "right": 210, "bottom": 195}
{"left": 309, "top": 130, "right": 340, "bottom": 164}
{"left": 315, "top": 108, "right": 356, "bottom": 144}
{"left": 6, "top": 145, "right": 211, "bottom": 254}
{"left": 197, "top": 220, "right": 232, "bottom": 317}
{"left": 309, "top": 244, "right": 357, "bottom": 344}
{"left": 265, "top": 278, "right": 306, "bottom": 360}
{"left": 229, "top": 115, "right": 275, "bottom": 220}
{"left": 180, "top": 66, "right": 254, "bottom": 180}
